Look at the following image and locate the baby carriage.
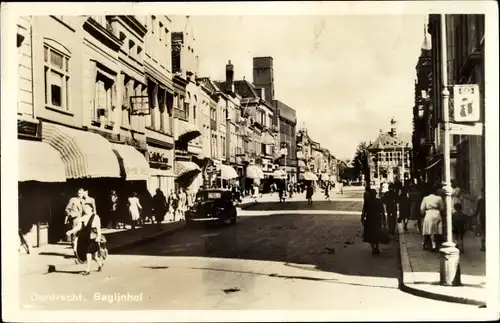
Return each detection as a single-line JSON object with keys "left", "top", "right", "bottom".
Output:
{"left": 74, "top": 234, "right": 108, "bottom": 264}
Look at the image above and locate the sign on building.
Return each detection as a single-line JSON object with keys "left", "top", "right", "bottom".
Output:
{"left": 452, "top": 84, "right": 480, "bottom": 122}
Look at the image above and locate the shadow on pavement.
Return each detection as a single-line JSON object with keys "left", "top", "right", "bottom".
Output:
{"left": 119, "top": 212, "right": 401, "bottom": 280}
{"left": 39, "top": 252, "right": 74, "bottom": 258}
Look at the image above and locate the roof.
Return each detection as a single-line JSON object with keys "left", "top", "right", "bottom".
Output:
{"left": 197, "top": 77, "right": 217, "bottom": 94}
{"left": 368, "top": 131, "right": 412, "bottom": 150}
{"left": 234, "top": 79, "right": 260, "bottom": 99}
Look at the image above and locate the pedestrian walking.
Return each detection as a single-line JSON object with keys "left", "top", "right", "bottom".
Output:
{"left": 324, "top": 182, "right": 330, "bottom": 201}
{"left": 383, "top": 183, "right": 398, "bottom": 235}
{"left": 64, "top": 188, "right": 85, "bottom": 246}
{"left": 171, "top": 190, "right": 180, "bottom": 221}
{"left": 152, "top": 188, "right": 167, "bottom": 226}
{"left": 81, "top": 189, "right": 97, "bottom": 214}
{"left": 179, "top": 188, "right": 187, "bottom": 220}
{"left": 408, "top": 182, "right": 423, "bottom": 233}
{"left": 107, "top": 190, "right": 120, "bottom": 229}
{"left": 128, "top": 192, "right": 142, "bottom": 229}
{"left": 66, "top": 203, "right": 104, "bottom": 275}
{"left": 398, "top": 184, "right": 410, "bottom": 232}
{"left": 452, "top": 203, "right": 468, "bottom": 253}
{"left": 361, "top": 189, "right": 387, "bottom": 255}
{"left": 306, "top": 183, "right": 314, "bottom": 204}
{"left": 473, "top": 192, "right": 485, "bottom": 252}
{"left": 420, "top": 184, "right": 445, "bottom": 252}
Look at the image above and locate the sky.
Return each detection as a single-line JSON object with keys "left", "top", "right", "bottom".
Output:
{"left": 185, "top": 15, "right": 428, "bottom": 160}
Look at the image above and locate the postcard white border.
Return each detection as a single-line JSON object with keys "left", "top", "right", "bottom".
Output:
{"left": 2, "top": 1, "right": 499, "bottom": 322}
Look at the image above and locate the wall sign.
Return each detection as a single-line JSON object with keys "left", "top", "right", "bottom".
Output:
{"left": 452, "top": 84, "right": 480, "bottom": 122}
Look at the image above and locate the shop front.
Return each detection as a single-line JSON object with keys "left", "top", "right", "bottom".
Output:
{"left": 174, "top": 149, "right": 202, "bottom": 191}
{"left": 175, "top": 118, "right": 203, "bottom": 192}
{"left": 145, "top": 135, "right": 175, "bottom": 197}
{"left": 41, "top": 122, "right": 123, "bottom": 244}
{"left": 18, "top": 118, "right": 67, "bottom": 248}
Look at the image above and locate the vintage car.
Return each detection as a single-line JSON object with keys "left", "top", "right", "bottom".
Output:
{"left": 185, "top": 188, "right": 237, "bottom": 226}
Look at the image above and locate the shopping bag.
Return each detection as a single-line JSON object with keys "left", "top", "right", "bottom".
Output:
{"left": 378, "top": 227, "right": 391, "bottom": 244}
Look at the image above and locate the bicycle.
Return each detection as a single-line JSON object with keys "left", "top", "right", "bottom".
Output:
{"left": 19, "top": 229, "right": 30, "bottom": 254}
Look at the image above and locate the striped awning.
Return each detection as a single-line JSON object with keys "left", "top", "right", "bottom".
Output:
{"left": 272, "top": 169, "right": 287, "bottom": 179}
{"left": 261, "top": 132, "right": 275, "bottom": 145}
{"left": 246, "top": 165, "right": 264, "bottom": 179}
{"left": 111, "top": 143, "right": 150, "bottom": 181}
{"left": 18, "top": 139, "right": 66, "bottom": 182}
{"left": 175, "top": 121, "right": 201, "bottom": 143}
{"left": 175, "top": 161, "right": 201, "bottom": 178}
{"left": 220, "top": 164, "right": 239, "bottom": 179}
{"left": 42, "top": 123, "right": 120, "bottom": 179}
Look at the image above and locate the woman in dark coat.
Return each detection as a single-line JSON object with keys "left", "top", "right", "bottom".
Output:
{"left": 152, "top": 188, "right": 167, "bottom": 225}
{"left": 361, "top": 189, "right": 387, "bottom": 255}
{"left": 306, "top": 182, "right": 314, "bottom": 204}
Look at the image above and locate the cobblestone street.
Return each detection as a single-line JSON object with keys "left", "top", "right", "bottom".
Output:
{"left": 20, "top": 194, "right": 481, "bottom": 313}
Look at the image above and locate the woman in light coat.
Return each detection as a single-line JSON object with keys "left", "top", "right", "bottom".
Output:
{"left": 128, "top": 192, "right": 142, "bottom": 229}
{"left": 420, "top": 184, "right": 445, "bottom": 251}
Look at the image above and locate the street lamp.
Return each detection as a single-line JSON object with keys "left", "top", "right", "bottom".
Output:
{"left": 439, "top": 14, "right": 461, "bottom": 286}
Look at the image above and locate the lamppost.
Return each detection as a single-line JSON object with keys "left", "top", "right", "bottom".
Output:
{"left": 439, "top": 14, "right": 461, "bottom": 286}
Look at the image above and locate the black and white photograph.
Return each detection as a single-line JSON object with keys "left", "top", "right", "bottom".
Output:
{"left": 1, "top": 1, "right": 499, "bottom": 322}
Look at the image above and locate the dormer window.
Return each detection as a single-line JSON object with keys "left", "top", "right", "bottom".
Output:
{"left": 119, "top": 31, "right": 126, "bottom": 42}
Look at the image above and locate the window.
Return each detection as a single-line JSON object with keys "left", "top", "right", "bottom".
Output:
{"left": 128, "top": 40, "right": 135, "bottom": 57}
{"left": 159, "top": 22, "right": 163, "bottom": 41}
{"left": 44, "top": 44, "right": 70, "bottom": 110}
{"left": 122, "top": 76, "right": 132, "bottom": 127}
{"left": 93, "top": 69, "right": 115, "bottom": 124}
{"left": 151, "top": 16, "right": 156, "bottom": 34}
{"left": 147, "top": 82, "right": 156, "bottom": 129}
{"left": 222, "top": 136, "right": 226, "bottom": 158}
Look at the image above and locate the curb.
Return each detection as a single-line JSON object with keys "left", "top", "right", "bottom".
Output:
{"left": 24, "top": 223, "right": 185, "bottom": 276}
{"left": 108, "top": 222, "right": 186, "bottom": 254}
{"left": 397, "top": 224, "right": 486, "bottom": 307}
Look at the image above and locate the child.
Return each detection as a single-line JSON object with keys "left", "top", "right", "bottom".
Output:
{"left": 452, "top": 203, "right": 468, "bottom": 253}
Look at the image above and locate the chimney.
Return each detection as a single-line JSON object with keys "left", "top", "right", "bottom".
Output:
{"left": 261, "top": 88, "right": 265, "bottom": 100}
{"left": 226, "top": 60, "right": 234, "bottom": 93}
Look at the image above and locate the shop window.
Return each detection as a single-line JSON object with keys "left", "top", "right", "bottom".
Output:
{"left": 44, "top": 44, "right": 70, "bottom": 111}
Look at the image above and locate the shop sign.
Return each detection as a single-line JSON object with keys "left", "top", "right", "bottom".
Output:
{"left": 452, "top": 84, "right": 480, "bottom": 122}
{"left": 146, "top": 149, "right": 171, "bottom": 169}
{"left": 18, "top": 119, "right": 40, "bottom": 139}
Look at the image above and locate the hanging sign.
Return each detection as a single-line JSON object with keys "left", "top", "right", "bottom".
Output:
{"left": 452, "top": 84, "right": 480, "bottom": 122}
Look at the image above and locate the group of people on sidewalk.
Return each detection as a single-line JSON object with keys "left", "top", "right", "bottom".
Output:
{"left": 360, "top": 178, "right": 486, "bottom": 255}
{"left": 21, "top": 186, "right": 198, "bottom": 276}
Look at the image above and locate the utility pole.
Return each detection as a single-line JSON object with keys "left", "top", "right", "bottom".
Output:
{"left": 439, "top": 14, "right": 461, "bottom": 286}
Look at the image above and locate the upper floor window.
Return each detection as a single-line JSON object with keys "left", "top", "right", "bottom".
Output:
{"left": 93, "top": 73, "right": 115, "bottom": 124}
{"left": 44, "top": 44, "right": 70, "bottom": 110}
{"left": 159, "top": 22, "right": 164, "bottom": 41}
{"left": 128, "top": 39, "right": 135, "bottom": 58}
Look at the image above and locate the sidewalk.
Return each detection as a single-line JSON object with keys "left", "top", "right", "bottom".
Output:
{"left": 398, "top": 222, "right": 486, "bottom": 306}
{"left": 19, "top": 219, "right": 185, "bottom": 277}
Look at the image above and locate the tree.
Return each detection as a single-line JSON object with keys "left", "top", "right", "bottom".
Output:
{"left": 352, "top": 141, "right": 370, "bottom": 181}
